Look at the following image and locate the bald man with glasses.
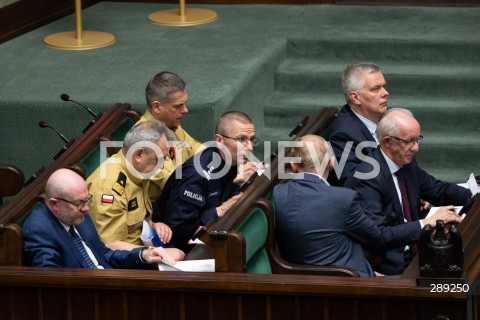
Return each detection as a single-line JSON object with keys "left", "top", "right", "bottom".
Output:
{"left": 153, "top": 111, "right": 262, "bottom": 253}
{"left": 345, "top": 108, "right": 471, "bottom": 276}
{"left": 23, "top": 168, "right": 184, "bottom": 269}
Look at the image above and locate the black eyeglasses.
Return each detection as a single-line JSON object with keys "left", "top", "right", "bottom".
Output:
{"left": 55, "top": 194, "right": 92, "bottom": 210}
{"left": 390, "top": 135, "right": 423, "bottom": 147}
{"left": 220, "top": 134, "right": 259, "bottom": 146}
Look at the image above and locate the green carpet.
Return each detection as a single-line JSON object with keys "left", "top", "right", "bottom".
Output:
{"left": 1, "top": 2, "right": 480, "bottom": 187}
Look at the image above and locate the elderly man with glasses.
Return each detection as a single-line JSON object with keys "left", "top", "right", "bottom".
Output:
{"left": 153, "top": 111, "right": 262, "bottom": 253}
{"left": 345, "top": 108, "right": 472, "bottom": 276}
{"left": 23, "top": 168, "right": 184, "bottom": 269}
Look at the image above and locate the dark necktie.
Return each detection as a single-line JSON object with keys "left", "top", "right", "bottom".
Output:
{"left": 395, "top": 168, "right": 417, "bottom": 256}
{"left": 69, "top": 226, "right": 96, "bottom": 268}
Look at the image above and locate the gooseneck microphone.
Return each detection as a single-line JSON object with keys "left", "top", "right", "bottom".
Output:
{"left": 38, "top": 120, "right": 75, "bottom": 160}
{"left": 61, "top": 93, "right": 98, "bottom": 117}
{"left": 61, "top": 93, "right": 102, "bottom": 132}
{"left": 38, "top": 120, "right": 71, "bottom": 144}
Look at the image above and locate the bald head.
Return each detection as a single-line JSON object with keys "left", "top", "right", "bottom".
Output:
{"left": 287, "top": 134, "right": 333, "bottom": 177}
{"left": 45, "top": 168, "right": 87, "bottom": 200}
{"left": 44, "top": 168, "right": 90, "bottom": 226}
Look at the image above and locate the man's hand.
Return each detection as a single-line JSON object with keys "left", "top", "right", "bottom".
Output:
{"left": 141, "top": 247, "right": 185, "bottom": 265}
{"left": 420, "top": 199, "right": 430, "bottom": 211}
{"left": 152, "top": 222, "right": 173, "bottom": 244}
{"left": 233, "top": 162, "right": 263, "bottom": 184}
{"left": 422, "top": 205, "right": 463, "bottom": 227}
{"left": 216, "top": 193, "right": 243, "bottom": 217}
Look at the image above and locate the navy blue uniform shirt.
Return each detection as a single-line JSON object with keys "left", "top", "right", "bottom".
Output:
{"left": 153, "top": 147, "right": 239, "bottom": 252}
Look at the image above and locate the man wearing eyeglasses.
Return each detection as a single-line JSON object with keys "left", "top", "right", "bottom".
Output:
{"left": 153, "top": 111, "right": 262, "bottom": 253}
{"left": 23, "top": 168, "right": 185, "bottom": 269}
{"left": 345, "top": 108, "right": 472, "bottom": 276}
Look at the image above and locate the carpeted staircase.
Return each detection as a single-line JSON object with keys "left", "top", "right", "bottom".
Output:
{"left": 259, "top": 37, "right": 480, "bottom": 183}
{"left": 2, "top": 3, "right": 480, "bottom": 190}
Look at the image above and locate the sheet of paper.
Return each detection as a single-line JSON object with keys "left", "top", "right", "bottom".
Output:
{"left": 140, "top": 220, "right": 165, "bottom": 247}
{"left": 158, "top": 259, "right": 215, "bottom": 272}
{"left": 467, "top": 173, "right": 480, "bottom": 195}
{"left": 426, "top": 206, "right": 463, "bottom": 219}
{"left": 188, "top": 238, "right": 205, "bottom": 245}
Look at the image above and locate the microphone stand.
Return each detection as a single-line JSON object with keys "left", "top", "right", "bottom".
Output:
{"left": 53, "top": 139, "right": 76, "bottom": 161}
{"left": 82, "top": 113, "right": 103, "bottom": 133}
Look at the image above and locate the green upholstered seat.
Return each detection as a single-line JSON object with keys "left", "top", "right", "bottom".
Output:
{"left": 237, "top": 207, "right": 272, "bottom": 274}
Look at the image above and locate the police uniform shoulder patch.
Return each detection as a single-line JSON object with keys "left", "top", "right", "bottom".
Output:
{"left": 112, "top": 172, "right": 127, "bottom": 196}
{"left": 128, "top": 197, "right": 139, "bottom": 211}
{"left": 180, "top": 187, "right": 206, "bottom": 207}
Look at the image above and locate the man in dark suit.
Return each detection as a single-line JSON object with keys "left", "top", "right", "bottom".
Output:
{"left": 345, "top": 108, "right": 471, "bottom": 275}
{"left": 23, "top": 168, "right": 185, "bottom": 268}
{"left": 273, "top": 135, "right": 461, "bottom": 277}
{"left": 328, "top": 62, "right": 388, "bottom": 186}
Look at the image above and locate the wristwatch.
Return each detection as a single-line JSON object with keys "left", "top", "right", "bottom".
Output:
{"left": 139, "top": 246, "right": 155, "bottom": 263}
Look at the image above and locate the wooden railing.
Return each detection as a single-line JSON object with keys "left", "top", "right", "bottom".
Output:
{"left": 0, "top": 265, "right": 473, "bottom": 320}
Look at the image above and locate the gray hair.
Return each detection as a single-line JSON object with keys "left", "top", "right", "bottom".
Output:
{"left": 145, "top": 71, "right": 186, "bottom": 107}
{"left": 376, "top": 108, "right": 414, "bottom": 139}
{"left": 342, "top": 62, "right": 382, "bottom": 102}
{"left": 123, "top": 121, "right": 174, "bottom": 150}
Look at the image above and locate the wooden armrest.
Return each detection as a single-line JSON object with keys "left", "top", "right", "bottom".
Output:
{"left": 270, "top": 256, "right": 360, "bottom": 277}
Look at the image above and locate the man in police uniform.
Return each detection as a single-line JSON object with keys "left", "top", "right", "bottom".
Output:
{"left": 136, "top": 71, "right": 203, "bottom": 200}
{"left": 87, "top": 121, "right": 176, "bottom": 251}
{"left": 153, "top": 111, "right": 262, "bottom": 252}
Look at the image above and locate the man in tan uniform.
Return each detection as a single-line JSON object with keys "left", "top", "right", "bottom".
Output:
{"left": 87, "top": 121, "right": 175, "bottom": 250}
{"left": 137, "top": 71, "right": 203, "bottom": 200}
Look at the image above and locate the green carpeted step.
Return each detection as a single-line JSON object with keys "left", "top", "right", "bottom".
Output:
{"left": 416, "top": 136, "right": 480, "bottom": 183}
{"left": 274, "top": 59, "right": 480, "bottom": 98}
{"left": 286, "top": 38, "right": 480, "bottom": 65}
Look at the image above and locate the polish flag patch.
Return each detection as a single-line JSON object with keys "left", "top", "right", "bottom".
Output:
{"left": 101, "top": 194, "right": 114, "bottom": 203}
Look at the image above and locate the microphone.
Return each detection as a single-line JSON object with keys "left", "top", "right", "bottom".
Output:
{"left": 38, "top": 121, "right": 75, "bottom": 160}
{"left": 61, "top": 93, "right": 102, "bottom": 132}
{"left": 61, "top": 93, "right": 98, "bottom": 117}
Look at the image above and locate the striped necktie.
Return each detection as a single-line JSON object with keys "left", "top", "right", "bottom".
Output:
{"left": 69, "top": 226, "right": 96, "bottom": 268}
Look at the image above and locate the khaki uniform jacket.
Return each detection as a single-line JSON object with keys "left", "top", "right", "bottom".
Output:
{"left": 87, "top": 151, "right": 152, "bottom": 246}
{"left": 136, "top": 110, "right": 203, "bottom": 199}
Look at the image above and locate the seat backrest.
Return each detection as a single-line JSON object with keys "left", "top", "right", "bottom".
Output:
{"left": 0, "top": 164, "right": 24, "bottom": 207}
{"left": 236, "top": 206, "right": 272, "bottom": 274}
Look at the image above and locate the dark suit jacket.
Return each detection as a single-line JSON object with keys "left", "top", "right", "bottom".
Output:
{"left": 23, "top": 204, "right": 150, "bottom": 269}
{"left": 345, "top": 147, "right": 472, "bottom": 275}
{"left": 273, "top": 173, "right": 418, "bottom": 277}
{"left": 328, "top": 104, "right": 377, "bottom": 186}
